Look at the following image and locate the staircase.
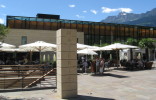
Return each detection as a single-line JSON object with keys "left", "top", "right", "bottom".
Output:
{"left": 35, "top": 76, "right": 56, "bottom": 88}
{"left": 0, "top": 65, "right": 57, "bottom": 90}
{"left": 25, "top": 69, "right": 56, "bottom": 89}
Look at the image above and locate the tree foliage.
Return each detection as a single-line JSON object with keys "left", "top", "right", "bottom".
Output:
{"left": 126, "top": 38, "right": 138, "bottom": 46}
{"left": 0, "top": 24, "right": 9, "bottom": 41}
{"left": 93, "top": 43, "right": 109, "bottom": 47}
{"left": 138, "top": 38, "right": 156, "bottom": 49}
{"left": 113, "top": 41, "right": 124, "bottom": 44}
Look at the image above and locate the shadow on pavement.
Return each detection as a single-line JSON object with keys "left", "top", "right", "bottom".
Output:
{"left": 0, "top": 95, "right": 115, "bottom": 100}
{"left": 66, "top": 95, "right": 115, "bottom": 100}
{"left": 91, "top": 73, "right": 129, "bottom": 78}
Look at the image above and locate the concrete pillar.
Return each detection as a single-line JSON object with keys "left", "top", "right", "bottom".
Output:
{"left": 56, "top": 29, "right": 77, "bottom": 99}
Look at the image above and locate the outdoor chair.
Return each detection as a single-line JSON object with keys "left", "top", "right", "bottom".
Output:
{"left": 120, "top": 59, "right": 127, "bottom": 68}
{"left": 104, "top": 61, "right": 111, "bottom": 70}
{"left": 125, "top": 60, "right": 137, "bottom": 70}
{"left": 145, "top": 62, "right": 153, "bottom": 69}
{"left": 135, "top": 60, "right": 146, "bottom": 70}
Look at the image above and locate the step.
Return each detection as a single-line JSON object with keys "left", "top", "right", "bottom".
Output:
{"left": 45, "top": 78, "right": 56, "bottom": 81}
{"left": 40, "top": 81, "right": 56, "bottom": 85}
{"left": 41, "top": 80, "right": 56, "bottom": 83}
{"left": 36, "top": 84, "right": 56, "bottom": 87}
{"left": 45, "top": 76, "right": 56, "bottom": 78}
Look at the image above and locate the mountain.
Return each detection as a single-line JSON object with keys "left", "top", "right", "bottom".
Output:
{"left": 101, "top": 8, "right": 156, "bottom": 27}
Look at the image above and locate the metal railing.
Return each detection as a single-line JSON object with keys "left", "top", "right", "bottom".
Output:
{"left": 0, "top": 64, "right": 56, "bottom": 90}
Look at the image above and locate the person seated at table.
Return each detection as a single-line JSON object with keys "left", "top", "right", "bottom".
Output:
{"left": 43, "top": 62, "right": 50, "bottom": 73}
{"left": 137, "top": 60, "right": 144, "bottom": 70}
{"left": 0, "top": 60, "right": 5, "bottom": 69}
{"left": 6, "top": 57, "right": 11, "bottom": 65}
{"left": 23, "top": 56, "right": 28, "bottom": 64}
{"left": 105, "top": 59, "right": 111, "bottom": 70}
{"left": 0, "top": 59, "right": 5, "bottom": 65}
{"left": 33, "top": 59, "right": 40, "bottom": 64}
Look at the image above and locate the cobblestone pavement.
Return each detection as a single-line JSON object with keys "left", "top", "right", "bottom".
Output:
{"left": 0, "top": 68, "right": 156, "bottom": 100}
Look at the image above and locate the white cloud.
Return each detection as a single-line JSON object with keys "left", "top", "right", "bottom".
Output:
{"left": 101, "top": 7, "right": 118, "bottom": 13}
{"left": 69, "top": 5, "right": 76, "bottom": 8}
{"left": 90, "top": 10, "right": 98, "bottom": 14}
{"left": 0, "top": 4, "right": 6, "bottom": 8}
{"left": 76, "top": 14, "right": 85, "bottom": 18}
{"left": 101, "top": 7, "right": 133, "bottom": 13}
{"left": 83, "top": 10, "right": 87, "bottom": 13}
{"left": 118, "top": 8, "right": 133, "bottom": 13}
{"left": 0, "top": 18, "right": 4, "bottom": 24}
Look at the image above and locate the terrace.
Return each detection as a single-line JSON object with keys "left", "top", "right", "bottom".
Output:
{"left": 1, "top": 66, "right": 156, "bottom": 100}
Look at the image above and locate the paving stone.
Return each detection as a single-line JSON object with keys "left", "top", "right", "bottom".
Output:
{"left": 1, "top": 69, "right": 156, "bottom": 100}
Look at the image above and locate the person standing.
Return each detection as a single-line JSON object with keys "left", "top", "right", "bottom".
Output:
{"left": 100, "top": 58, "right": 105, "bottom": 75}
{"left": 82, "top": 59, "right": 88, "bottom": 73}
{"left": 91, "top": 59, "right": 96, "bottom": 74}
{"left": 96, "top": 57, "right": 100, "bottom": 74}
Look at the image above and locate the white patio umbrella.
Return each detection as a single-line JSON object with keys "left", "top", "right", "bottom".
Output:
{"left": 77, "top": 49, "right": 98, "bottom": 55}
{"left": 19, "top": 41, "right": 56, "bottom": 51}
{"left": 19, "top": 41, "right": 56, "bottom": 63}
{"left": 93, "top": 47, "right": 112, "bottom": 51}
{"left": 77, "top": 43, "right": 93, "bottom": 50}
{"left": 0, "top": 42, "right": 16, "bottom": 49}
{"left": 100, "top": 43, "right": 138, "bottom": 50}
{"left": 101, "top": 43, "right": 138, "bottom": 67}
{"left": 0, "top": 48, "right": 27, "bottom": 52}
{"left": 0, "top": 42, "right": 16, "bottom": 61}
{"left": 89, "top": 46, "right": 101, "bottom": 51}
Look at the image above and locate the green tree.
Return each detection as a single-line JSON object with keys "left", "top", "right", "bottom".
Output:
{"left": 138, "top": 38, "right": 156, "bottom": 61}
{"left": 93, "top": 43, "right": 109, "bottom": 47}
{"left": 113, "top": 41, "right": 124, "bottom": 44}
{"left": 0, "top": 24, "right": 9, "bottom": 41}
{"left": 126, "top": 38, "right": 138, "bottom": 46}
{"left": 125, "top": 38, "right": 139, "bottom": 60}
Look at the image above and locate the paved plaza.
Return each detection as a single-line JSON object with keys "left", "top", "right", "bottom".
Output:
{"left": 0, "top": 68, "right": 156, "bottom": 100}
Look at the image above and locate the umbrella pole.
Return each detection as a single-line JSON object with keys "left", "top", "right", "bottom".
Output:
{"left": 130, "top": 48, "right": 133, "bottom": 61}
{"left": 39, "top": 50, "right": 41, "bottom": 64}
{"left": 3, "top": 52, "right": 4, "bottom": 62}
{"left": 116, "top": 50, "right": 119, "bottom": 68}
{"left": 30, "top": 51, "right": 32, "bottom": 62}
{"left": 85, "top": 55, "right": 87, "bottom": 73}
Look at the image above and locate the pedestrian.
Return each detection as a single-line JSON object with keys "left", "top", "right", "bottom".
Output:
{"left": 100, "top": 58, "right": 105, "bottom": 75}
{"left": 82, "top": 59, "right": 88, "bottom": 73}
{"left": 91, "top": 59, "right": 96, "bottom": 74}
{"left": 96, "top": 57, "right": 100, "bottom": 74}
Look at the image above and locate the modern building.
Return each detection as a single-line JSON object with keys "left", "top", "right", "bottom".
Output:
{"left": 5, "top": 14, "right": 156, "bottom": 47}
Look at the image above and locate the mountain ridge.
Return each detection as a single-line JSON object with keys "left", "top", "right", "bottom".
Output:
{"left": 101, "top": 8, "right": 156, "bottom": 27}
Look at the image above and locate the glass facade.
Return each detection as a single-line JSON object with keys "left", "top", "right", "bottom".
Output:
{"left": 7, "top": 16, "right": 156, "bottom": 45}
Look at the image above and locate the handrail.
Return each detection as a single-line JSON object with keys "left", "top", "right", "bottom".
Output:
{"left": 0, "top": 64, "right": 45, "bottom": 67}
{"left": 3, "top": 64, "right": 44, "bottom": 89}
{"left": 24, "top": 68, "right": 55, "bottom": 88}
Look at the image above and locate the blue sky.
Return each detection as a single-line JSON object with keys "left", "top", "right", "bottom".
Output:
{"left": 0, "top": 0, "right": 156, "bottom": 24}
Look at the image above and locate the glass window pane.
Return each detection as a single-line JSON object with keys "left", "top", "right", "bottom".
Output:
{"left": 21, "top": 36, "right": 27, "bottom": 45}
